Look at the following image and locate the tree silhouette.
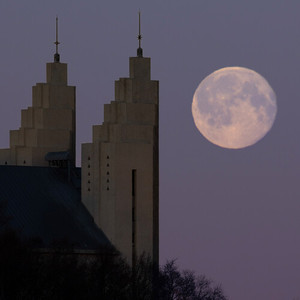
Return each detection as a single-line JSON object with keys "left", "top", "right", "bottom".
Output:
{"left": 0, "top": 209, "right": 227, "bottom": 300}
{"left": 158, "top": 260, "right": 227, "bottom": 300}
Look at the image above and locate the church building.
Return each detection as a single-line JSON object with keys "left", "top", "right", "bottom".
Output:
{"left": 0, "top": 17, "right": 159, "bottom": 266}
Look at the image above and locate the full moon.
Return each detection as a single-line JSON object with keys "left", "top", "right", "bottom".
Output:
{"left": 192, "top": 67, "right": 277, "bottom": 149}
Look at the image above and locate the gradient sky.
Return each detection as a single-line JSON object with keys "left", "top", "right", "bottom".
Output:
{"left": 0, "top": 1, "right": 299, "bottom": 299}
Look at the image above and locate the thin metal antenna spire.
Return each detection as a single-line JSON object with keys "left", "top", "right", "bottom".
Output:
{"left": 54, "top": 16, "right": 60, "bottom": 62}
{"left": 137, "top": 11, "right": 143, "bottom": 57}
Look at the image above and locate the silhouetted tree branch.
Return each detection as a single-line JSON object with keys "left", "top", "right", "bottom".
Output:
{"left": 158, "top": 260, "right": 228, "bottom": 300}
{"left": 0, "top": 226, "right": 227, "bottom": 300}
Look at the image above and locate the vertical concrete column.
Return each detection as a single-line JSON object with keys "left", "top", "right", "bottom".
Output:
{"left": 81, "top": 55, "right": 159, "bottom": 266}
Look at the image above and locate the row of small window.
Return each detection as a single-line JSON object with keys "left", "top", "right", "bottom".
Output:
{"left": 87, "top": 170, "right": 110, "bottom": 176}
{"left": 87, "top": 164, "right": 110, "bottom": 168}
{"left": 87, "top": 156, "right": 92, "bottom": 191}
{"left": 106, "top": 154, "right": 110, "bottom": 191}
{"left": 88, "top": 155, "right": 110, "bottom": 160}
{"left": 87, "top": 155, "right": 111, "bottom": 191}
{"left": 2, "top": 161, "right": 26, "bottom": 165}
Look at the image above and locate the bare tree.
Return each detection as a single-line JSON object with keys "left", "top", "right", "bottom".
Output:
{"left": 158, "top": 260, "right": 228, "bottom": 300}
{"left": 0, "top": 223, "right": 228, "bottom": 300}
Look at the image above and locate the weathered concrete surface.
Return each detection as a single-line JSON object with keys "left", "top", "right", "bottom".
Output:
{"left": 82, "top": 56, "right": 159, "bottom": 266}
{"left": 0, "top": 62, "right": 75, "bottom": 166}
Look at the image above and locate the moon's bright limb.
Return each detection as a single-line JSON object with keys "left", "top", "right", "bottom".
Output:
{"left": 192, "top": 67, "right": 277, "bottom": 149}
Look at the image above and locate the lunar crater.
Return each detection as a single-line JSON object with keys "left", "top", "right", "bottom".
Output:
{"left": 192, "top": 67, "right": 277, "bottom": 149}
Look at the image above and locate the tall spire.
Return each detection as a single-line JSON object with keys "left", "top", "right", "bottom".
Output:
{"left": 137, "top": 11, "right": 143, "bottom": 57}
{"left": 54, "top": 17, "right": 60, "bottom": 62}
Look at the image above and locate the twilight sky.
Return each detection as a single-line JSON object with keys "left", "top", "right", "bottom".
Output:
{"left": 0, "top": 1, "right": 300, "bottom": 299}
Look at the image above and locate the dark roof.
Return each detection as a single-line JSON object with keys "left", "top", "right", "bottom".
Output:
{"left": 0, "top": 165, "right": 111, "bottom": 250}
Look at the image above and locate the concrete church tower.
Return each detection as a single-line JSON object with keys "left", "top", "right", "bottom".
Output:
{"left": 82, "top": 14, "right": 159, "bottom": 266}
{"left": 0, "top": 18, "right": 76, "bottom": 167}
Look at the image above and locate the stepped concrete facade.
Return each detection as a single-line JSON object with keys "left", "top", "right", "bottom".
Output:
{"left": 0, "top": 62, "right": 76, "bottom": 166}
{"left": 81, "top": 56, "right": 159, "bottom": 266}
{"left": 0, "top": 21, "right": 159, "bottom": 266}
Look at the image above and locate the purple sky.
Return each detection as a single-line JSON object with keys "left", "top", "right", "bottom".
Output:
{"left": 0, "top": 1, "right": 299, "bottom": 299}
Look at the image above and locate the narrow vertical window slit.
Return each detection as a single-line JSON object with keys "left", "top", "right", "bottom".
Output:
{"left": 132, "top": 169, "right": 137, "bottom": 266}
